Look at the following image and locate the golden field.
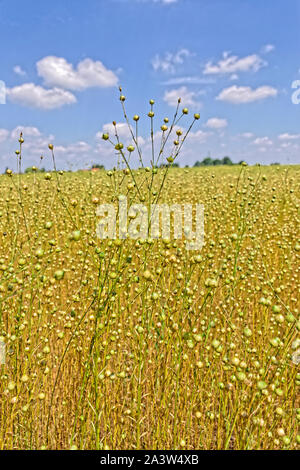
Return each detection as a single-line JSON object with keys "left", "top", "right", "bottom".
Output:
{"left": 0, "top": 164, "right": 299, "bottom": 450}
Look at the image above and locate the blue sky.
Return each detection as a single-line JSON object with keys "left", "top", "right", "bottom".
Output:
{"left": 0, "top": 0, "right": 300, "bottom": 170}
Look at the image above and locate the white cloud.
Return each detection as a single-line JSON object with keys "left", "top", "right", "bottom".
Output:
{"left": 37, "top": 56, "right": 118, "bottom": 90}
{"left": 163, "top": 86, "right": 200, "bottom": 107}
{"left": 188, "top": 129, "right": 210, "bottom": 142}
{"left": 0, "top": 129, "right": 9, "bottom": 143}
{"left": 54, "top": 141, "right": 91, "bottom": 154}
{"left": 13, "top": 65, "right": 26, "bottom": 76}
{"left": 278, "top": 133, "right": 300, "bottom": 140}
{"left": 205, "top": 118, "right": 228, "bottom": 129}
{"left": 261, "top": 44, "right": 275, "bottom": 54}
{"left": 253, "top": 136, "right": 273, "bottom": 146}
{"left": 162, "top": 76, "right": 215, "bottom": 85}
{"left": 1, "top": 125, "right": 54, "bottom": 160}
{"left": 100, "top": 122, "right": 131, "bottom": 140}
{"left": 280, "top": 142, "right": 292, "bottom": 148}
{"left": 152, "top": 48, "right": 192, "bottom": 73}
{"left": 96, "top": 123, "right": 145, "bottom": 145}
{"left": 240, "top": 132, "right": 254, "bottom": 138}
{"left": 2, "top": 125, "right": 93, "bottom": 166}
{"left": 204, "top": 52, "right": 266, "bottom": 75}
{"left": 7, "top": 83, "right": 76, "bottom": 109}
{"left": 216, "top": 85, "right": 278, "bottom": 104}
{"left": 11, "top": 126, "right": 41, "bottom": 140}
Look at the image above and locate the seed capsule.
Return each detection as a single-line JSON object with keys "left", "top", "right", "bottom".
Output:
{"left": 115, "top": 143, "right": 124, "bottom": 151}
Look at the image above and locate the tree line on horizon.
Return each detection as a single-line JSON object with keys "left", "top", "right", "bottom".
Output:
{"left": 3, "top": 157, "right": 285, "bottom": 174}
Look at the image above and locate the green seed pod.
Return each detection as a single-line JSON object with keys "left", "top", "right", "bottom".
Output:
{"left": 243, "top": 327, "right": 252, "bottom": 338}
{"left": 143, "top": 270, "right": 152, "bottom": 280}
{"left": 72, "top": 230, "right": 81, "bottom": 241}
{"left": 115, "top": 143, "right": 124, "bottom": 151}
{"left": 257, "top": 381, "right": 267, "bottom": 390}
{"left": 237, "top": 372, "right": 246, "bottom": 381}
{"left": 54, "top": 270, "right": 64, "bottom": 281}
{"left": 272, "top": 305, "right": 281, "bottom": 313}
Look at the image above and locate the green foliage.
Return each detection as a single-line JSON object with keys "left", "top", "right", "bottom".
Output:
{"left": 91, "top": 164, "right": 105, "bottom": 169}
{"left": 159, "top": 162, "right": 180, "bottom": 168}
{"left": 194, "top": 156, "right": 235, "bottom": 167}
{"left": 24, "top": 167, "right": 45, "bottom": 173}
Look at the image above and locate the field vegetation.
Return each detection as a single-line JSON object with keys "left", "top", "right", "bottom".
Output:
{"left": 0, "top": 95, "right": 299, "bottom": 450}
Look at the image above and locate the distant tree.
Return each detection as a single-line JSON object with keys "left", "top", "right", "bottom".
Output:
{"left": 91, "top": 164, "right": 105, "bottom": 169}
{"left": 270, "top": 162, "right": 280, "bottom": 166}
{"left": 159, "top": 162, "right": 179, "bottom": 168}
{"left": 25, "top": 166, "right": 45, "bottom": 173}
{"left": 193, "top": 156, "right": 242, "bottom": 167}
{"left": 25, "top": 167, "right": 34, "bottom": 173}
{"left": 222, "top": 156, "right": 233, "bottom": 165}
{"left": 202, "top": 157, "right": 213, "bottom": 166}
